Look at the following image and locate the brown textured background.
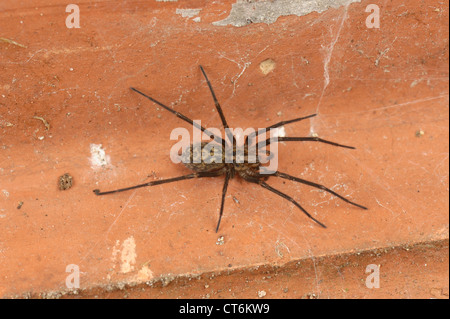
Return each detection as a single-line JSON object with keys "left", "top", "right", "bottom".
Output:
{"left": 0, "top": 0, "right": 448, "bottom": 298}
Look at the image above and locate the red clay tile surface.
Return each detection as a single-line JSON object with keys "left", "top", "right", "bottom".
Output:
{"left": 0, "top": 0, "right": 448, "bottom": 298}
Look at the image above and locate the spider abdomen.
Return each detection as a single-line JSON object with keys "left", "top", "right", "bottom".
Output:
{"left": 181, "top": 142, "right": 263, "bottom": 179}
{"left": 181, "top": 142, "right": 226, "bottom": 173}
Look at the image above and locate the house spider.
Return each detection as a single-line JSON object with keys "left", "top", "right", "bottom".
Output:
{"left": 93, "top": 66, "right": 367, "bottom": 232}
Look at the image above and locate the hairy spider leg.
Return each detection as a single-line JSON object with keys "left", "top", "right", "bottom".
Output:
{"left": 130, "top": 87, "right": 226, "bottom": 147}
{"left": 247, "top": 113, "right": 318, "bottom": 145}
{"left": 93, "top": 171, "right": 224, "bottom": 195}
{"left": 199, "top": 65, "right": 236, "bottom": 147}
{"left": 215, "top": 170, "right": 231, "bottom": 233}
{"left": 260, "top": 136, "right": 356, "bottom": 149}
{"left": 249, "top": 170, "right": 367, "bottom": 228}
{"left": 258, "top": 181, "right": 327, "bottom": 228}
{"left": 273, "top": 171, "right": 367, "bottom": 209}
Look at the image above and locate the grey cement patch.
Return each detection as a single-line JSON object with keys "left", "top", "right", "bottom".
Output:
{"left": 213, "top": 0, "right": 361, "bottom": 27}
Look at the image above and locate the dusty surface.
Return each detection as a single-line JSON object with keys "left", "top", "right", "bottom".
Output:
{"left": 0, "top": 0, "right": 448, "bottom": 298}
{"left": 67, "top": 239, "right": 450, "bottom": 299}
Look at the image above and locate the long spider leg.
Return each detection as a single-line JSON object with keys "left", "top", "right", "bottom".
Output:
{"left": 247, "top": 114, "right": 317, "bottom": 144}
{"left": 274, "top": 171, "right": 367, "bottom": 210}
{"left": 260, "top": 136, "right": 356, "bottom": 149}
{"left": 130, "top": 87, "right": 226, "bottom": 147}
{"left": 215, "top": 170, "right": 231, "bottom": 233}
{"left": 259, "top": 181, "right": 327, "bottom": 228}
{"left": 199, "top": 65, "right": 235, "bottom": 147}
{"left": 93, "top": 172, "right": 221, "bottom": 196}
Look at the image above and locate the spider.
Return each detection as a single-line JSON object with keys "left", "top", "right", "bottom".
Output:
{"left": 93, "top": 65, "right": 367, "bottom": 232}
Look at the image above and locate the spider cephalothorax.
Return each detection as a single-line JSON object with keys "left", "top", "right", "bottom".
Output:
{"left": 94, "top": 65, "right": 367, "bottom": 232}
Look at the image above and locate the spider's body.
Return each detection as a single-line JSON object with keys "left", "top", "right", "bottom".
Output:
{"left": 181, "top": 142, "right": 263, "bottom": 182}
{"left": 182, "top": 142, "right": 228, "bottom": 173}
{"left": 94, "top": 65, "right": 367, "bottom": 232}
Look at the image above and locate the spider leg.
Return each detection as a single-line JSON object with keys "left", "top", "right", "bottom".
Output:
{"left": 273, "top": 171, "right": 367, "bottom": 210}
{"left": 215, "top": 169, "right": 231, "bottom": 233}
{"left": 199, "top": 65, "right": 235, "bottom": 147}
{"left": 258, "top": 181, "right": 327, "bottom": 228}
{"left": 247, "top": 114, "right": 317, "bottom": 144}
{"left": 130, "top": 87, "right": 226, "bottom": 147}
{"left": 260, "top": 136, "right": 356, "bottom": 149}
{"left": 93, "top": 171, "right": 223, "bottom": 196}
